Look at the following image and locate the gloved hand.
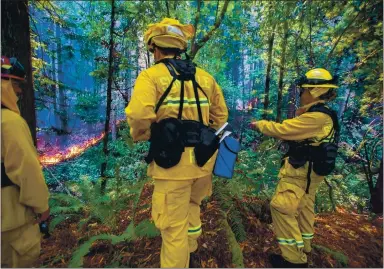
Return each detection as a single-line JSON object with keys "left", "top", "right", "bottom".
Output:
{"left": 34, "top": 208, "right": 50, "bottom": 224}
{"left": 249, "top": 121, "right": 259, "bottom": 131}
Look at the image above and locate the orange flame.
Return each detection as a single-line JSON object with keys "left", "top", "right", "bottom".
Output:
{"left": 39, "top": 119, "right": 126, "bottom": 166}
{"left": 39, "top": 132, "right": 105, "bottom": 166}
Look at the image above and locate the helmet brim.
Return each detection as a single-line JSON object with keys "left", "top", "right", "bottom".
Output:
{"left": 1, "top": 74, "right": 26, "bottom": 81}
{"left": 301, "top": 84, "right": 338, "bottom": 89}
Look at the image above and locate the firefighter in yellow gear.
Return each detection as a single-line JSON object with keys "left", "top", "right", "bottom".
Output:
{"left": 125, "top": 18, "right": 228, "bottom": 268}
{"left": 1, "top": 56, "right": 50, "bottom": 268}
{"left": 251, "top": 68, "right": 339, "bottom": 268}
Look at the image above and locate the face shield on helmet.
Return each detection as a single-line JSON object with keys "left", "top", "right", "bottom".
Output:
{"left": 144, "top": 18, "right": 195, "bottom": 53}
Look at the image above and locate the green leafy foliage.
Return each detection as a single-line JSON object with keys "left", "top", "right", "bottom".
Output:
{"left": 313, "top": 244, "right": 349, "bottom": 267}
{"left": 220, "top": 214, "right": 245, "bottom": 268}
{"left": 69, "top": 222, "right": 136, "bottom": 268}
{"left": 49, "top": 175, "right": 145, "bottom": 232}
{"left": 213, "top": 180, "right": 247, "bottom": 243}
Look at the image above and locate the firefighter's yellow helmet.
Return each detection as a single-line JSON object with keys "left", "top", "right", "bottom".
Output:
{"left": 299, "top": 68, "right": 338, "bottom": 98}
{"left": 300, "top": 68, "right": 338, "bottom": 88}
{"left": 144, "top": 18, "right": 194, "bottom": 52}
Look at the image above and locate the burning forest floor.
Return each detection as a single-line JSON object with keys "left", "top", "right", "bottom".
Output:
{"left": 37, "top": 182, "right": 383, "bottom": 268}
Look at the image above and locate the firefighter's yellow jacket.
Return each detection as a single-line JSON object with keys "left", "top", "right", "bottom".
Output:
{"left": 125, "top": 59, "right": 228, "bottom": 180}
{"left": 255, "top": 101, "right": 333, "bottom": 187}
{"left": 1, "top": 79, "right": 50, "bottom": 232}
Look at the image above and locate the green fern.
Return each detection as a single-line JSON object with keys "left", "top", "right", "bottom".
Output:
{"left": 220, "top": 213, "right": 245, "bottom": 268}
{"left": 213, "top": 180, "right": 247, "bottom": 242}
{"left": 50, "top": 205, "right": 83, "bottom": 215}
{"left": 49, "top": 176, "right": 146, "bottom": 233}
{"left": 69, "top": 222, "right": 136, "bottom": 268}
{"left": 313, "top": 244, "right": 349, "bottom": 267}
{"left": 78, "top": 217, "right": 91, "bottom": 230}
{"left": 69, "top": 218, "right": 155, "bottom": 268}
{"left": 49, "top": 214, "right": 77, "bottom": 232}
{"left": 135, "top": 219, "right": 160, "bottom": 238}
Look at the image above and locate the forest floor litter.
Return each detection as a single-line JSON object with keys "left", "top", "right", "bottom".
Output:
{"left": 37, "top": 182, "right": 383, "bottom": 268}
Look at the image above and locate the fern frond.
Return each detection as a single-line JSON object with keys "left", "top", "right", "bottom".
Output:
{"left": 135, "top": 219, "right": 160, "bottom": 238}
{"left": 69, "top": 223, "right": 136, "bottom": 268}
{"left": 220, "top": 213, "right": 245, "bottom": 268}
{"left": 51, "top": 205, "right": 83, "bottom": 215}
{"left": 213, "top": 181, "right": 247, "bottom": 242}
{"left": 49, "top": 193, "right": 82, "bottom": 207}
{"left": 49, "top": 214, "right": 76, "bottom": 232}
{"left": 313, "top": 244, "right": 349, "bottom": 267}
{"left": 78, "top": 216, "right": 91, "bottom": 231}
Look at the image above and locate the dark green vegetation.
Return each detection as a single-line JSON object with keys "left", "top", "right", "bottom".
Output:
{"left": 1, "top": 0, "right": 382, "bottom": 268}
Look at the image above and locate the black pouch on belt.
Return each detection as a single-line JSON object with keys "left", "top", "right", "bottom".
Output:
{"left": 194, "top": 127, "right": 219, "bottom": 167}
{"left": 148, "top": 118, "right": 185, "bottom": 169}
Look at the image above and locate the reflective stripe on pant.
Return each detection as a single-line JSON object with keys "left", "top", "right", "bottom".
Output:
{"left": 297, "top": 194, "right": 315, "bottom": 253}
{"left": 152, "top": 175, "right": 212, "bottom": 268}
{"left": 1, "top": 223, "right": 41, "bottom": 268}
{"left": 270, "top": 179, "right": 320, "bottom": 264}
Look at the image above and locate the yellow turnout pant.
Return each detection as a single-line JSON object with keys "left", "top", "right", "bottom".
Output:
{"left": 1, "top": 222, "right": 41, "bottom": 268}
{"left": 270, "top": 176, "right": 322, "bottom": 264}
{"left": 152, "top": 175, "right": 212, "bottom": 268}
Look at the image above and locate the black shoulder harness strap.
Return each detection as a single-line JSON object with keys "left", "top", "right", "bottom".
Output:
{"left": 154, "top": 59, "right": 208, "bottom": 124}
{"left": 307, "top": 103, "right": 340, "bottom": 142}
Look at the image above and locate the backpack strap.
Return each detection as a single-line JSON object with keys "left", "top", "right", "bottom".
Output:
{"left": 192, "top": 78, "right": 203, "bottom": 123}
{"left": 155, "top": 59, "right": 206, "bottom": 124}
{"left": 154, "top": 76, "right": 176, "bottom": 113}
{"left": 178, "top": 80, "right": 185, "bottom": 120}
{"left": 307, "top": 103, "right": 340, "bottom": 143}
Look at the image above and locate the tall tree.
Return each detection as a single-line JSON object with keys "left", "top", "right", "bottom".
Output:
{"left": 100, "top": 0, "right": 116, "bottom": 193}
{"left": 262, "top": 22, "right": 276, "bottom": 119}
{"left": 1, "top": 0, "right": 37, "bottom": 145}
{"left": 276, "top": 6, "right": 290, "bottom": 123}
{"left": 189, "top": 0, "right": 230, "bottom": 60}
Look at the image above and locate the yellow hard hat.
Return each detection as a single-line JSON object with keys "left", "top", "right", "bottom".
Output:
{"left": 299, "top": 68, "right": 338, "bottom": 89}
{"left": 144, "top": 18, "right": 195, "bottom": 52}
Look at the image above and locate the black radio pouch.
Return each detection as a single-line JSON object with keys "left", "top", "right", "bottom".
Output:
{"left": 194, "top": 127, "right": 219, "bottom": 167}
{"left": 148, "top": 118, "right": 185, "bottom": 169}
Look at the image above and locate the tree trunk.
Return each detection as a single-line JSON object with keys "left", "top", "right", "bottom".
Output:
{"left": 239, "top": 44, "right": 245, "bottom": 144}
{"left": 263, "top": 23, "right": 276, "bottom": 119}
{"left": 56, "top": 23, "right": 68, "bottom": 133}
{"left": 371, "top": 159, "right": 383, "bottom": 214}
{"left": 276, "top": 16, "right": 289, "bottom": 123}
{"left": 339, "top": 88, "right": 351, "bottom": 121}
{"left": 111, "top": 104, "right": 116, "bottom": 141}
{"left": 1, "top": 0, "right": 37, "bottom": 145}
{"left": 100, "top": 0, "right": 116, "bottom": 193}
{"left": 189, "top": 0, "right": 230, "bottom": 60}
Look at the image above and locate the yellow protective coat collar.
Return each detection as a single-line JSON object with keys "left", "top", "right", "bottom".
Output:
{"left": 1, "top": 79, "right": 20, "bottom": 114}
{"left": 295, "top": 101, "right": 325, "bottom": 116}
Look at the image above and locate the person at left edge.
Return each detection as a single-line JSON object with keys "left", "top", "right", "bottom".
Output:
{"left": 1, "top": 56, "right": 50, "bottom": 268}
